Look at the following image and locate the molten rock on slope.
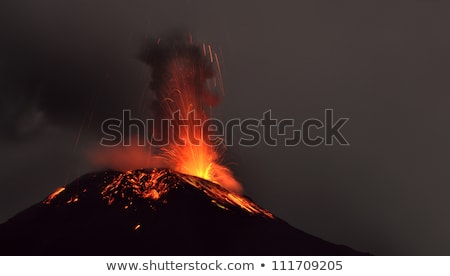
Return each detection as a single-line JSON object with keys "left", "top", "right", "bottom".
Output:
{"left": 0, "top": 169, "right": 364, "bottom": 255}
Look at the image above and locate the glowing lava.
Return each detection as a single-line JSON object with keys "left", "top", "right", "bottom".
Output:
{"left": 43, "top": 187, "right": 65, "bottom": 205}
{"left": 102, "top": 169, "right": 271, "bottom": 217}
{"left": 43, "top": 169, "right": 273, "bottom": 219}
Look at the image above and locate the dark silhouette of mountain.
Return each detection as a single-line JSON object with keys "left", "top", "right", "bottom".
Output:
{"left": 0, "top": 169, "right": 367, "bottom": 255}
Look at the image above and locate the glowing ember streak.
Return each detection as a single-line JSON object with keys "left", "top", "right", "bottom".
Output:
{"left": 182, "top": 172, "right": 273, "bottom": 218}
{"left": 43, "top": 187, "right": 65, "bottom": 205}
{"left": 134, "top": 224, "right": 141, "bottom": 231}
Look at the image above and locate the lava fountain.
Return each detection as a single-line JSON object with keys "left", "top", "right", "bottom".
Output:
{"left": 141, "top": 34, "right": 242, "bottom": 193}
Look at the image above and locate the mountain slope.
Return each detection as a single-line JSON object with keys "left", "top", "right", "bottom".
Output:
{"left": 0, "top": 169, "right": 366, "bottom": 255}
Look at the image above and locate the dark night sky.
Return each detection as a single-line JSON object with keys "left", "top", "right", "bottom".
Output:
{"left": 1, "top": 0, "right": 450, "bottom": 255}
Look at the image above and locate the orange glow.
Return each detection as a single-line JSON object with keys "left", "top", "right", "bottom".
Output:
{"left": 156, "top": 40, "right": 241, "bottom": 193}
{"left": 43, "top": 187, "right": 65, "bottom": 205}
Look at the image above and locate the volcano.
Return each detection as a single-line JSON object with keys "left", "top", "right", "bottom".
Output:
{"left": 0, "top": 169, "right": 365, "bottom": 255}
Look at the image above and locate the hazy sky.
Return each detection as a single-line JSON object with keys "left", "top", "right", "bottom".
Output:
{"left": 1, "top": 0, "right": 450, "bottom": 255}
